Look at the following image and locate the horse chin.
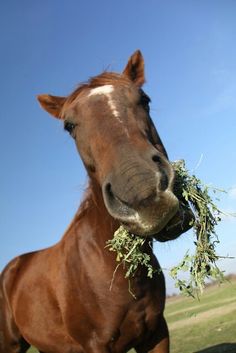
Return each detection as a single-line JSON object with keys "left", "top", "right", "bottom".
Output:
{"left": 103, "top": 184, "right": 180, "bottom": 238}
{"left": 125, "top": 202, "right": 194, "bottom": 242}
{"left": 120, "top": 207, "right": 179, "bottom": 238}
{"left": 151, "top": 202, "right": 195, "bottom": 242}
{"left": 120, "top": 206, "right": 187, "bottom": 241}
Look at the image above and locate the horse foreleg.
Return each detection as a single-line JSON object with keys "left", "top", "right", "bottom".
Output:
{"left": 0, "top": 316, "right": 30, "bottom": 353}
{"left": 135, "top": 316, "right": 169, "bottom": 353}
{"left": 18, "top": 338, "right": 30, "bottom": 353}
{"left": 148, "top": 337, "right": 169, "bottom": 353}
{"left": 0, "top": 278, "right": 30, "bottom": 353}
{"left": 149, "top": 316, "right": 169, "bottom": 353}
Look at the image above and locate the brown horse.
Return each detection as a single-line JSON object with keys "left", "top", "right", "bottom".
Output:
{"left": 0, "top": 51, "right": 193, "bottom": 353}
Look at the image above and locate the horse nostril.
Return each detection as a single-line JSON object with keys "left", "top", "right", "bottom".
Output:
{"left": 159, "top": 171, "right": 169, "bottom": 191}
{"left": 105, "top": 182, "right": 112, "bottom": 197}
{"left": 152, "top": 155, "right": 162, "bottom": 164}
{"left": 152, "top": 154, "right": 169, "bottom": 190}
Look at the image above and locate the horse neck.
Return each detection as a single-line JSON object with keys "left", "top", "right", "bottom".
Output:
{"left": 60, "top": 178, "right": 156, "bottom": 287}
{"left": 62, "top": 178, "right": 119, "bottom": 249}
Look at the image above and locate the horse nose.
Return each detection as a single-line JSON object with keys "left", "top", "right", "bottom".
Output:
{"left": 103, "top": 178, "right": 157, "bottom": 210}
{"left": 103, "top": 148, "right": 175, "bottom": 212}
{"left": 104, "top": 169, "right": 160, "bottom": 212}
{"left": 151, "top": 153, "right": 172, "bottom": 192}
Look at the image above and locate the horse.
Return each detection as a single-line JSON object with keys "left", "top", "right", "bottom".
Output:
{"left": 0, "top": 50, "right": 194, "bottom": 353}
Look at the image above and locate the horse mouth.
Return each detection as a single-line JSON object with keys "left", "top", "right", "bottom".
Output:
{"left": 153, "top": 201, "right": 195, "bottom": 242}
{"left": 102, "top": 182, "right": 180, "bottom": 238}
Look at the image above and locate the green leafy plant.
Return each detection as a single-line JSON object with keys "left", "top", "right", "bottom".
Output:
{"left": 106, "top": 226, "right": 155, "bottom": 297}
{"left": 106, "top": 226, "right": 155, "bottom": 279}
{"left": 106, "top": 160, "right": 230, "bottom": 297}
{"left": 170, "top": 160, "right": 226, "bottom": 297}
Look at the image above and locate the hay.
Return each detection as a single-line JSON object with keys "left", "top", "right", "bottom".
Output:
{"left": 106, "top": 160, "right": 227, "bottom": 297}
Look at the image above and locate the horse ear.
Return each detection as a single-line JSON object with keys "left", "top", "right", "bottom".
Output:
{"left": 123, "top": 50, "right": 145, "bottom": 86}
{"left": 37, "top": 94, "right": 66, "bottom": 119}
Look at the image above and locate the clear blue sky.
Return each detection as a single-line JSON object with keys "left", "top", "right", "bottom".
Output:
{"left": 0, "top": 0, "right": 235, "bottom": 294}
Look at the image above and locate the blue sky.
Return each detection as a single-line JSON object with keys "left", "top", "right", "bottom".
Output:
{"left": 0, "top": 0, "right": 236, "bottom": 294}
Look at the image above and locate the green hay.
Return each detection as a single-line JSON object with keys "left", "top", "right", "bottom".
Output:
{"left": 106, "top": 160, "right": 229, "bottom": 297}
{"left": 170, "top": 160, "right": 226, "bottom": 297}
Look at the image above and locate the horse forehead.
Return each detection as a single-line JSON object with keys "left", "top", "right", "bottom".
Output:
{"left": 88, "top": 85, "right": 115, "bottom": 97}
{"left": 87, "top": 84, "right": 136, "bottom": 111}
{"left": 88, "top": 85, "right": 121, "bottom": 119}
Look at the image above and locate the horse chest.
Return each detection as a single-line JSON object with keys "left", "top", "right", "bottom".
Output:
{"left": 61, "top": 277, "right": 164, "bottom": 352}
{"left": 107, "top": 293, "right": 164, "bottom": 353}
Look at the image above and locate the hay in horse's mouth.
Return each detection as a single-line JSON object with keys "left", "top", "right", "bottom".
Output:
{"left": 106, "top": 160, "right": 227, "bottom": 298}
{"left": 103, "top": 182, "right": 179, "bottom": 237}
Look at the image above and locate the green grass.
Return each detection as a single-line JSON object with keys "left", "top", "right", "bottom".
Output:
{"left": 168, "top": 310, "right": 236, "bottom": 353}
{"left": 165, "top": 277, "right": 236, "bottom": 353}
{"left": 165, "top": 280, "right": 236, "bottom": 325}
{"left": 27, "top": 278, "right": 236, "bottom": 353}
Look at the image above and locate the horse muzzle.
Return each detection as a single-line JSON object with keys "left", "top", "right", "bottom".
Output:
{"left": 102, "top": 181, "right": 179, "bottom": 237}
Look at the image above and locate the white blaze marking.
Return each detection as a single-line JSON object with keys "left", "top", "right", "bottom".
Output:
{"left": 88, "top": 85, "right": 128, "bottom": 135}
{"left": 88, "top": 85, "right": 114, "bottom": 96}
{"left": 89, "top": 85, "right": 120, "bottom": 118}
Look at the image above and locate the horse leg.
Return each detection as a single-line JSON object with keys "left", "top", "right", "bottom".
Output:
{"left": 0, "top": 310, "right": 30, "bottom": 353}
{"left": 18, "top": 338, "right": 30, "bottom": 353}
{"left": 0, "top": 280, "right": 30, "bottom": 353}
{"left": 0, "top": 315, "right": 30, "bottom": 353}
{"left": 149, "top": 316, "right": 169, "bottom": 353}
{"left": 148, "top": 337, "right": 169, "bottom": 353}
{"left": 135, "top": 316, "right": 169, "bottom": 353}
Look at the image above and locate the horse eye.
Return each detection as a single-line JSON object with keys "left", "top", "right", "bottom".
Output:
{"left": 64, "top": 121, "right": 77, "bottom": 136}
{"left": 139, "top": 91, "right": 151, "bottom": 113}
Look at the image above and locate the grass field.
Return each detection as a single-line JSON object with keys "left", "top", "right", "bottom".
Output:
{"left": 165, "top": 277, "right": 236, "bottom": 353}
{"left": 28, "top": 277, "right": 236, "bottom": 353}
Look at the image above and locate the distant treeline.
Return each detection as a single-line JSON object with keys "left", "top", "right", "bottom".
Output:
{"left": 167, "top": 273, "right": 236, "bottom": 299}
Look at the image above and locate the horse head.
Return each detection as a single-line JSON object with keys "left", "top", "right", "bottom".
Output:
{"left": 38, "top": 51, "right": 193, "bottom": 240}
